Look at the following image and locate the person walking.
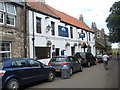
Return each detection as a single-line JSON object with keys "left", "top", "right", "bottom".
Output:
{"left": 102, "top": 52, "right": 109, "bottom": 70}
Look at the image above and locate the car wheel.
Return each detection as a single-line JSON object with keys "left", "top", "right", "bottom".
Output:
{"left": 87, "top": 62, "right": 90, "bottom": 67}
{"left": 70, "top": 68, "right": 73, "bottom": 76}
{"left": 6, "top": 79, "right": 19, "bottom": 90}
{"left": 79, "top": 65, "right": 83, "bottom": 72}
{"left": 47, "top": 71, "right": 55, "bottom": 82}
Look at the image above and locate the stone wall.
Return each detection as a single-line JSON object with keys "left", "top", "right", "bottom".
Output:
{"left": 0, "top": 2, "right": 28, "bottom": 58}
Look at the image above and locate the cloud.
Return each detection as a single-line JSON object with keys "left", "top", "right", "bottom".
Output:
{"left": 45, "top": 0, "right": 118, "bottom": 34}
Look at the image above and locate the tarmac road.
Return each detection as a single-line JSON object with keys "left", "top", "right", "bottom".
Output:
{"left": 23, "top": 59, "right": 119, "bottom": 89}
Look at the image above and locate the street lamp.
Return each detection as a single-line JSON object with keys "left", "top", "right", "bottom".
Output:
{"left": 46, "top": 25, "right": 51, "bottom": 33}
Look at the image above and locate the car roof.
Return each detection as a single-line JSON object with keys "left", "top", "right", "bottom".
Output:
{"left": 52, "top": 56, "right": 72, "bottom": 58}
{"left": 3, "top": 58, "right": 34, "bottom": 62}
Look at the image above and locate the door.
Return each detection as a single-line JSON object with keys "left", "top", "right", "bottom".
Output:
{"left": 11, "top": 60, "right": 33, "bottom": 85}
{"left": 56, "top": 48, "right": 60, "bottom": 56}
{"left": 69, "top": 56, "right": 80, "bottom": 72}
{"left": 71, "top": 47, "right": 75, "bottom": 56}
{"left": 27, "top": 59, "right": 47, "bottom": 81}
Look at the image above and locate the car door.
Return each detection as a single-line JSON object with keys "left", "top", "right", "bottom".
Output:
{"left": 69, "top": 56, "right": 79, "bottom": 72}
{"left": 72, "top": 57, "right": 81, "bottom": 71}
{"left": 27, "top": 59, "right": 47, "bottom": 81}
{"left": 11, "top": 60, "right": 34, "bottom": 85}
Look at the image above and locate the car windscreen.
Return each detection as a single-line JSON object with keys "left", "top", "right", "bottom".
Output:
{"left": 79, "top": 53, "right": 86, "bottom": 58}
{"left": 50, "top": 57, "right": 66, "bottom": 62}
{"left": 0, "top": 62, "right": 4, "bottom": 69}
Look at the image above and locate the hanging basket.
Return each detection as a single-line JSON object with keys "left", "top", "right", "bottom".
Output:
{"left": 87, "top": 44, "right": 91, "bottom": 48}
{"left": 73, "top": 43, "right": 77, "bottom": 47}
{"left": 65, "top": 42, "right": 70, "bottom": 47}
{"left": 78, "top": 42, "right": 81, "bottom": 46}
{"left": 47, "top": 40, "right": 52, "bottom": 46}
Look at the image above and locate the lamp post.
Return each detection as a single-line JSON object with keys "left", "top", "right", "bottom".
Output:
{"left": 46, "top": 25, "right": 51, "bottom": 33}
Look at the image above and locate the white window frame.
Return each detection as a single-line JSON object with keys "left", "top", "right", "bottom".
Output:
{"left": 6, "top": 3, "right": 16, "bottom": 26}
{"left": 6, "top": 14, "right": 16, "bottom": 26}
{"left": 0, "top": 2, "right": 5, "bottom": 12}
{"left": 6, "top": 3, "right": 16, "bottom": 15}
{"left": 0, "top": 42, "right": 11, "bottom": 59}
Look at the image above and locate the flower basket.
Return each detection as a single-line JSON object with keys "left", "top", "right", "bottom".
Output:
{"left": 47, "top": 40, "right": 52, "bottom": 46}
{"left": 78, "top": 42, "right": 81, "bottom": 46}
{"left": 73, "top": 43, "right": 77, "bottom": 47}
{"left": 65, "top": 42, "right": 70, "bottom": 47}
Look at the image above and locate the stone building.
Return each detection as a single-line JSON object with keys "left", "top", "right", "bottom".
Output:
{"left": 0, "top": 1, "right": 27, "bottom": 59}
{"left": 91, "top": 22, "right": 111, "bottom": 55}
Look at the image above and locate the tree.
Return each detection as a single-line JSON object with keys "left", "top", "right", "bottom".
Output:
{"left": 106, "top": 1, "right": 120, "bottom": 43}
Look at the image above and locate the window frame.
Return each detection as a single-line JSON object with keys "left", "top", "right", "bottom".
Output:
{"left": 70, "top": 27, "right": 73, "bottom": 38}
{"left": 0, "top": 2, "right": 5, "bottom": 12}
{"left": 0, "top": 42, "right": 11, "bottom": 59}
{"left": 6, "top": 14, "right": 16, "bottom": 26}
{"left": 6, "top": 3, "right": 16, "bottom": 15}
{"left": 51, "top": 21, "right": 55, "bottom": 35}
{"left": 36, "top": 17, "right": 42, "bottom": 34}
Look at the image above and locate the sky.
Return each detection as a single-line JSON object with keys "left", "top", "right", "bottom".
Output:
{"left": 45, "top": 0, "right": 119, "bottom": 48}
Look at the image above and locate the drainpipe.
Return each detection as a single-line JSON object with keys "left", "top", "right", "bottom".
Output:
{"left": 24, "top": 2, "right": 27, "bottom": 57}
{"left": 32, "top": 10, "right": 35, "bottom": 59}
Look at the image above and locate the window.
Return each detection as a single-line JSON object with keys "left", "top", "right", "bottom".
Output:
{"left": 89, "top": 32, "right": 91, "bottom": 41}
{"left": 35, "top": 47, "right": 51, "bottom": 59}
{"left": 51, "top": 21, "right": 55, "bottom": 35}
{"left": 28, "top": 60, "right": 41, "bottom": 67}
{"left": 81, "top": 30, "right": 84, "bottom": 40}
{"left": 6, "top": 3, "right": 16, "bottom": 15}
{"left": 12, "top": 60, "right": 28, "bottom": 67}
{"left": 0, "top": 42, "right": 11, "bottom": 59}
{"left": 0, "top": 2, "right": 16, "bottom": 26}
{"left": 7, "top": 15, "right": 15, "bottom": 25}
{"left": 36, "top": 17, "right": 41, "bottom": 33}
{"left": 0, "top": 2, "right": 4, "bottom": 24}
{"left": 0, "top": 2, "right": 5, "bottom": 11}
{"left": 6, "top": 3, "right": 16, "bottom": 26}
{"left": 70, "top": 27, "right": 73, "bottom": 38}
{"left": 0, "top": 12, "right": 4, "bottom": 23}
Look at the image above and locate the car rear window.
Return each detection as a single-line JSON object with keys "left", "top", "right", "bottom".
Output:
{"left": 0, "top": 62, "right": 4, "bottom": 69}
{"left": 50, "top": 57, "right": 66, "bottom": 62}
{"left": 80, "top": 53, "right": 86, "bottom": 58}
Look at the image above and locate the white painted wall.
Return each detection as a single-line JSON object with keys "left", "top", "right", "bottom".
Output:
{"left": 28, "top": 10, "right": 96, "bottom": 59}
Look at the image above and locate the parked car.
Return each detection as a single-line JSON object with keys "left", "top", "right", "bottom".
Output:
{"left": 0, "top": 58, "right": 55, "bottom": 90}
{"left": 96, "top": 54, "right": 103, "bottom": 63}
{"left": 74, "top": 52, "right": 96, "bottom": 67}
{"left": 48, "top": 56, "right": 83, "bottom": 76}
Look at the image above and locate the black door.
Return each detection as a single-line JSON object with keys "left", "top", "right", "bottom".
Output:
{"left": 56, "top": 48, "right": 59, "bottom": 56}
{"left": 71, "top": 47, "right": 75, "bottom": 56}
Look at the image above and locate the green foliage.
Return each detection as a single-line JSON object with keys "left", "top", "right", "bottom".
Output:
{"left": 106, "top": 1, "right": 120, "bottom": 43}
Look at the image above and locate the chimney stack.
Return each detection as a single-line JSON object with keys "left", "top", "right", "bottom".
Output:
{"left": 91, "top": 22, "right": 97, "bottom": 29}
{"left": 79, "top": 14, "right": 84, "bottom": 22}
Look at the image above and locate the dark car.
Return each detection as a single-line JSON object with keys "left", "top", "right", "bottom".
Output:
{"left": 0, "top": 58, "right": 55, "bottom": 90}
{"left": 48, "top": 56, "right": 83, "bottom": 76}
{"left": 74, "top": 52, "right": 96, "bottom": 67}
{"left": 96, "top": 54, "right": 103, "bottom": 63}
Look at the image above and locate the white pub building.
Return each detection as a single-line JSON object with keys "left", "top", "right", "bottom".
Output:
{"left": 27, "top": 2, "right": 96, "bottom": 61}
